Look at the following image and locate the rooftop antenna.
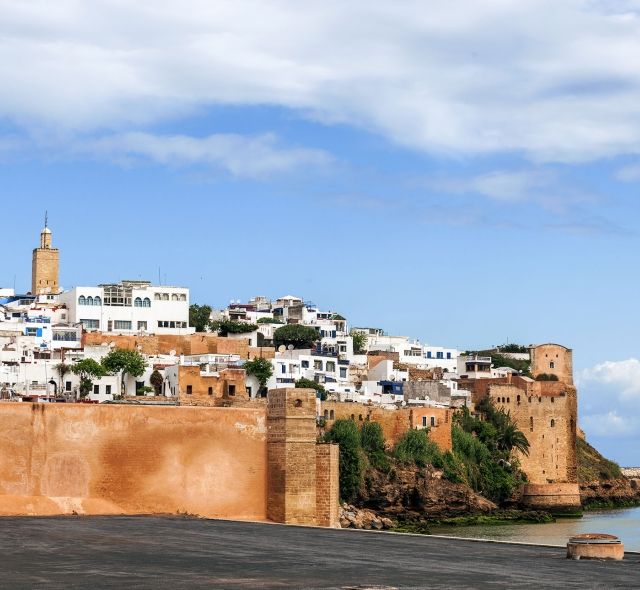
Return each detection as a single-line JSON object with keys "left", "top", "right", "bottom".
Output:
{"left": 158, "top": 267, "right": 161, "bottom": 285}
{"left": 44, "top": 210, "right": 48, "bottom": 228}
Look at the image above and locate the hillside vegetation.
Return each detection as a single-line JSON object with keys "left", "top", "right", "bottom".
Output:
{"left": 577, "top": 437, "right": 622, "bottom": 483}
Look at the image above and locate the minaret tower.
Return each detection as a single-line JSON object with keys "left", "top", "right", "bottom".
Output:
{"left": 31, "top": 212, "right": 59, "bottom": 295}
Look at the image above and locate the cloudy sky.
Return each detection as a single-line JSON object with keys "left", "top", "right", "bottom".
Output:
{"left": 1, "top": 1, "right": 640, "bottom": 463}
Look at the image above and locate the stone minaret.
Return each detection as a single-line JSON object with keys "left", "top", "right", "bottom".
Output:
{"left": 31, "top": 213, "right": 59, "bottom": 295}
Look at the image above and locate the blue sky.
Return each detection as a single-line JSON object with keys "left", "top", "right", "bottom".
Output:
{"left": 1, "top": 0, "right": 640, "bottom": 463}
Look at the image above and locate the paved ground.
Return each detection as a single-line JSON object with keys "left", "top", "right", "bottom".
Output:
{"left": 0, "top": 516, "right": 637, "bottom": 589}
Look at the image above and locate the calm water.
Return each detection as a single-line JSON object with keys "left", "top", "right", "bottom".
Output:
{"left": 431, "top": 506, "right": 640, "bottom": 551}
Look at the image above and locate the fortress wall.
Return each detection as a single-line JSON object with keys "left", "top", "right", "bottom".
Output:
{"left": 0, "top": 403, "right": 267, "bottom": 519}
{"left": 320, "top": 402, "right": 452, "bottom": 451}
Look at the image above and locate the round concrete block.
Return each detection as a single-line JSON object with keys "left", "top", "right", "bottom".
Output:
{"left": 566, "top": 533, "right": 624, "bottom": 561}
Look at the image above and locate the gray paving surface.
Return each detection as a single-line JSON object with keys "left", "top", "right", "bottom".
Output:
{"left": 0, "top": 516, "right": 637, "bottom": 589}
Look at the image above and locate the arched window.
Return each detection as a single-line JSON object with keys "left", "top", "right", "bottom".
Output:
{"left": 87, "top": 296, "right": 94, "bottom": 306}
{"left": 78, "top": 295, "right": 86, "bottom": 305}
{"left": 134, "top": 297, "right": 142, "bottom": 307}
{"left": 330, "top": 410, "right": 335, "bottom": 420}
{"left": 350, "top": 414, "right": 355, "bottom": 420}
{"left": 171, "top": 294, "right": 179, "bottom": 301}
{"left": 324, "top": 410, "right": 329, "bottom": 420}
{"left": 154, "top": 293, "right": 162, "bottom": 301}
{"left": 506, "top": 397, "right": 510, "bottom": 403}
{"left": 162, "top": 293, "right": 169, "bottom": 301}
{"left": 94, "top": 296, "right": 101, "bottom": 306}
{"left": 179, "top": 294, "right": 187, "bottom": 301}
{"left": 143, "top": 297, "right": 151, "bottom": 308}
{"left": 517, "top": 395, "right": 521, "bottom": 405}
{"left": 551, "top": 419, "right": 555, "bottom": 427}
{"left": 358, "top": 414, "right": 363, "bottom": 421}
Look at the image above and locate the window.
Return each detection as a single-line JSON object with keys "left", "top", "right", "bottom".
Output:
{"left": 446, "top": 352, "right": 452, "bottom": 359}
{"left": 106, "top": 385, "right": 112, "bottom": 395}
{"left": 94, "top": 296, "right": 102, "bottom": 306}
{"left": 324, "top": 410, "right": 329, "bottom": 420}
{"left": 114, "top": 320, "right": 132, "bottom": 330}
{"left": 281, "top": 364, "right": 286, "bottom": 374}
{"left": 246, "top": 386, "right": 252, "bottom": 396}
{"left": 422, "top": 416, "right": 427, "bottom": 427}
{"left": 326, "top": 361, "right": 336, "bottom": 372}
{"left": 208, "top": 386, "right": 213, "bottom": 396}
{"left": 426, "top": 351, "right": 432, "bottom": 358}
{"left": 329, "top": 410, "right": 335, "bottom": 420}
{"left": 186, "top": 385, "right": 193, "bottom": 395}
{"left": 93, "top": 384, "right": 99, "bottom": 394}
{"left": 436, "top": 351, "right": 444, "bottom": 359}
{"left": 87, "top": 296, "right": 94, "bottom": 306}
{"left": 339, "top": 367, "right": 347, "bottom": 378}
{"left": 134, "top": 297, "right": 143, "bottom": 307}
{"left": 78, "top": 295, "right": 86, "bottom": 305}
{"left": 314, "top": 360, "right": 323, "bottom": 370}
{"left": 172, "top": 294, "right": 179, "bottom": 301}
{"left": 551, "top": 419, "right": 555, "bottom": 427}
{"left": 530, "top": 417, "right": 534, "bottom": 432}
{"left": 154, "top": 293, "right": 162, "bottom": 301}
{"left": 162, "top": 293, "right": 169, "bottom": 301}
{"left": 430, "top": 416, "right": 436, "bottom": 427}
{"left": 301, "top": 360, "right": 309, "bottom": 369}
{"left": 137, "top": 321, "right": 147, "bottom": 331}
{"left": 81, "top": 319, "right": 99, "bottom": 330}
{"left": 228, "top": 384, "right": 236, "bottom": 396}
{"left": 550, "top": 361, "right": 555, "bottom": 369}
{"left": 143, "top": 298, "right": 151, "bottom": 308}
{"left": 65, "top": 381, "right": 72, "bottom": 392}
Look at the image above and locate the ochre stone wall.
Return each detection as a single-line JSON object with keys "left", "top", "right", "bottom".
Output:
{"left": 320, "top": 402, "right": 452, "bottom": 451}
{"left": 316, "top": 444, "right": 340, "bottom": 527}
{"left": 267, "top": 388, "right": 318, "bottom": 525}
{"left": 32, "top": 247, "right": 59, "bottom": 295}
{"left": 0, "top": 404, "right": 267, "bottom": 519}
{"left": 82, "top": 332, "right": 275, "bottom": 359}
{"left": 530, "top": 343, "right": 573, "bottom": 385}
{"left": 178, "top": 366, "right": 247, "bottom": 406}
{"left": 489, "top": 381, "right": 578, "bottom": 485}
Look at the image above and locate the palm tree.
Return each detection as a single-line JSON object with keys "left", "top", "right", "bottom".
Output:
{"left": 496, "top": 413, "right": 530, "bottom": 456}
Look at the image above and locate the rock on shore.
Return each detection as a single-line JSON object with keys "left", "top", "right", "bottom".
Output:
{"left": 339, "top": 504, "right": 394, "bottom": 530}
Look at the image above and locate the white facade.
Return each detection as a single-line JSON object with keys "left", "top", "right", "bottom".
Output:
{"left": 59, "top": 281, "right": 193, "bottom": 335}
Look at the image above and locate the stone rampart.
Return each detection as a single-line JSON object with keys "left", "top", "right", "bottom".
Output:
{"left": 0, "top": 395, "right": 339, "bottom": 526}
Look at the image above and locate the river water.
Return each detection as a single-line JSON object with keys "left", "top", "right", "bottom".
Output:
{"left": 431, "top": 507, "right": 640, "bottom": 551}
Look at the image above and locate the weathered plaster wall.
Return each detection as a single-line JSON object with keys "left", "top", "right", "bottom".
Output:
{"left": 178, "top": 366, "right": 247, "bottom": 406}
{"left": 0, "top": 404, "right": 267, "bottom": 518}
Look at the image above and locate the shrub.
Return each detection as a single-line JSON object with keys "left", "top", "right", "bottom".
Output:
{"left": 323, "top": 419, "right": 365, "bottom": 502}
{"left": 535, "top": 373, "right": 559, "bottom": 381}
{"left": 211, "top": 320, "right": 258, "bottom": 335}
{"left": 360, "top": 421, "right": 389, "bottom": 471}
{"left": 273, "top": 324, "right": 319, "bottom": 349}
{"left": 393, "top": 428, "right": 443, "bottom": 468}
{"left": 295, "top": 378, "right": 327, "bottom": 401}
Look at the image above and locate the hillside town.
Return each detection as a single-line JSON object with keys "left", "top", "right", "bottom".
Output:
{"left": 0, "top": 220, "right": 583, "bottom": 513}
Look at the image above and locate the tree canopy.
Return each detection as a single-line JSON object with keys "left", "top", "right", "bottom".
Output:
{"left": 244, "top": 357, "right": 273, "bottom": 393}
{"left": 273, "top": 324, "right": 319, "bottom": 349}
{"left": 189, "top": 304, "right": 212, "bottom": 332}
{"left": 210, "top": 319, "right": 258, "bottom": 336}
{"left": 295, "top": 378, "right": 326, "bottom": 400}
{"left": 350, "top": 330, "right": 367, "bottom": 354}
{"left": 102, "top": 348, "right": 147, "bottom": 396}
{"left": 71, "top": 358, "right": 107, "bottom": 398}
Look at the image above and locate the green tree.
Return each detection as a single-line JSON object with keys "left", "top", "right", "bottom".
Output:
{"left": 149, "top": 369, "right": 164, "bottom": 396}
{"left": 71, "top": 358, "right": 107, "bottom": 398}
{"left": 323, "top": 419, "right": 365, "bottom": 503}
{"left": 360, "top": 421, "right": 389, "bottom": 470}
{"left": 210, "top": 319, "right": 258, "bottom": 336}
{"left": 295, "top": 378, "right": 327, "bottom": 401}
{"left": 189, "top": 304, "right": 212, "bottom": 332}
{"left": 273, "top": 324, "right": 319, "bottom": 349}
{"left": 244, "top": 357, "right": 273, "bottom": 395}
{"left": 350, "top": 330, "right": 367, "bottom": 354}
{"left": 102, "top": 348, "right": 147, "bottom": 396}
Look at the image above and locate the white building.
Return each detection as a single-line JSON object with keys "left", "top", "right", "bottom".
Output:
{"left": 59, "top": 280, "right": 193, "bottom": 335}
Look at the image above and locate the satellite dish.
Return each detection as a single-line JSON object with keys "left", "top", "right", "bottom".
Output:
{"left": 287, "top": 344, "right": 294, "bottom": 351}
{"left": 278, "top": 345, "right": 286, "bottom": 353}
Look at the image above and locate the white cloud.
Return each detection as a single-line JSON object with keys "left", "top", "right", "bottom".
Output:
{"left": 577, "top": 358, "right": 640, "bottom": 440}
{"left": 78, "top": 132, "right": 331, "bottom": 177}
{"left": 2, "top": 1, "right": 640, "bottom": 162}
{"left": 615, "top": 163, "right": 640, "bottom": 181}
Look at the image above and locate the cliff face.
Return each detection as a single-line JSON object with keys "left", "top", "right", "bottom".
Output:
{"left": 578, "top": 437, "right": 640, "bottom": 507}
{"left": 358, "top": 465, "right": 496, "bottom": 519}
